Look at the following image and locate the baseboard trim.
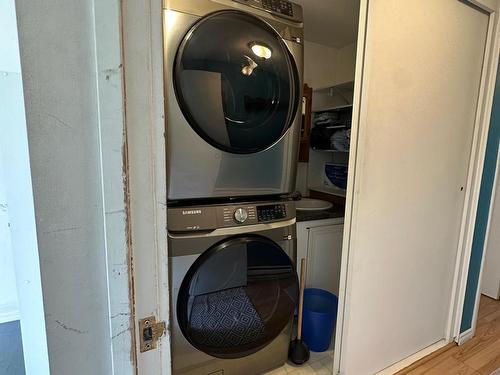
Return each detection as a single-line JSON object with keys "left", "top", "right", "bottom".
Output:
{"left": 375, "top": 339, "right": 448, "bottom": 375}
{"left": 457, "top": 328, "right": 474, "bottom": 345}
{"left": 0, "top": 308, "right": 20, "bottom": 324}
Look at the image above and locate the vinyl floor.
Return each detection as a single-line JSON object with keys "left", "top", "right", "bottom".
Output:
{"left": 266, "top": 295, "right": 500, "bottom": 375}
{"left": 264, "top": 349, "right": 334, "bottom": 375}
{"left": 0, "top": 320, "right": 25, "bottom": 375}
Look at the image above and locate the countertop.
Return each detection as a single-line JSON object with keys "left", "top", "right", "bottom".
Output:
{"left": 296, "top": 203, "right": 345, "bottom": 222}
{"left": 309, "top": 185, "right": 347, "bottom": 198}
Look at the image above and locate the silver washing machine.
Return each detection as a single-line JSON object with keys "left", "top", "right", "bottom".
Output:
{"left": 164, "top": 0, "right": 304, "bottom": 202}
{"left": 168, "top": 200, "right": 298, "bottom": 374}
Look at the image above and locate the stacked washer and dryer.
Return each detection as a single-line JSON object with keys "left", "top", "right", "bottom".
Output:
{"left": 164, "top": 0, "right": 304, "bottom": 373}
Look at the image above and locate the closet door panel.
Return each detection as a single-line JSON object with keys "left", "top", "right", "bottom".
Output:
{"left": 338, "top": 1, "right": 489, "bottom": 374}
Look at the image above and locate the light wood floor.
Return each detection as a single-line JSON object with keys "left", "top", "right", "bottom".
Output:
{"left": 397, "top": 295, "right": 500, "bottom": 375}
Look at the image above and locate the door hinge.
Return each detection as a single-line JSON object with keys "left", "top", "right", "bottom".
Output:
{"left": 139, "top": 316, "right": 166, "bottom": 352}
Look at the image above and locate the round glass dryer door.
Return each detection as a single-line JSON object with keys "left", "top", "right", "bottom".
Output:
{"left": 177, "top": 235, "right": 298, "bottom": 358}
{"left": 174, "top": 10, "right": 301, "bottom": 154}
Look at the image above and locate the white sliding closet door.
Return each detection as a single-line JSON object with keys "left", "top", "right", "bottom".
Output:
{"left": 337, "top": 1, "right": 490, "bottom": 374}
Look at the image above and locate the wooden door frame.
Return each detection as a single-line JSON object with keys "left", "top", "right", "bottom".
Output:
{"left": 334, "top": 0, "right": 500, "bottom": 373}
{"left": 332, "top": 0, "right": 368, "bottom": 372}
{"left": 122, "top": 0, "right": 171, "bottom": 373}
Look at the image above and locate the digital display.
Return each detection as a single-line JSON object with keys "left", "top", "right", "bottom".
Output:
{"left": 257, "top": 204, "right": 286, "bottom": 222}
{"left": 262, "top": 0, "right": 294, "bottom": 17}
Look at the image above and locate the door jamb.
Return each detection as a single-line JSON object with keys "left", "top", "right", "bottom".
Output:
{"left": 122, "top": 0, "right": 171, "bottom": 373}
{"left": 457, "top": 146, "right": 500, "bottom": 345}
{"left": 472, "top": 148, "right": 500, "bottom": 332}
{"left": 332, "top": 0, "right": 369, "bottom": 373}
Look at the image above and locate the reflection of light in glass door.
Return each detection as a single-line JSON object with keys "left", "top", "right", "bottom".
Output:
{"left": 0, "top": 1, "right": 50, "bottom": 374}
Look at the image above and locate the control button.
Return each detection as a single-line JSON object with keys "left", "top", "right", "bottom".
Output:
{"left": 234, "top": 208, "right": 248, "bottom": 224}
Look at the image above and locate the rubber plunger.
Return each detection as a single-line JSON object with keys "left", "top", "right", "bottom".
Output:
{"left": 289, "top": 258, "right": 310, "bottom": 365}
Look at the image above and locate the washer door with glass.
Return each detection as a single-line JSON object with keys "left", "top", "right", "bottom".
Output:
{"left": 177, "top": 235, "right": 298, "bottom": 359}
{"left": 173, "top": 10, "right": 300, "bottom": 154}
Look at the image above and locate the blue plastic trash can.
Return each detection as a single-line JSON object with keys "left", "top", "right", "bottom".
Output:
{"left": 301, "top": 288, "right": 338, "bottom": 352}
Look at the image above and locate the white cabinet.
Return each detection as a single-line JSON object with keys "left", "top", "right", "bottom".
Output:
{"left": 297, "top": 218, "right": 344, "bottom": 295}
{"left": 307, "top": 224, "right": 343, "bottom": 295}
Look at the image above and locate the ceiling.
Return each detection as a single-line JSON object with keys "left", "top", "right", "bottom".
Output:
{"left": 293, "top": 0, "right": 360, "bottom": 48}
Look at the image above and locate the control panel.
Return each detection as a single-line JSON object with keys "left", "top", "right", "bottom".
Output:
{"left": 262, "top": 0, "right": 294, "bottom": 17}
{"left": 222, "top": 205, "right": 257, "bottom": 226}
{"left": 232, "top": 0, "right": 303, "bottom": 23}
{"left": 257, "top": 204, "right": 287, "bottom": 222}
{"left": 167, "top": 201, "right": 295, "bottom": 232}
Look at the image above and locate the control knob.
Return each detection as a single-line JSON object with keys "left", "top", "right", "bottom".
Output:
{"left": 234, "top": 208, "right": 248, "bottom": 224}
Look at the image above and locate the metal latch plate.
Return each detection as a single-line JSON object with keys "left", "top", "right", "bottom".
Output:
{"left": 139, "top": 316, "right": 166, "bottom": 352}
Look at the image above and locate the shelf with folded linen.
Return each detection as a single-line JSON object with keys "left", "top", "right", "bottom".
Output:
{"left": 309, "top": 105, "right": 352, "bottom": 152}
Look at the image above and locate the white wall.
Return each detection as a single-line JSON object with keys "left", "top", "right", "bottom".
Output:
{"left": 304, "top": 41, "right": 357, "bottom": 90}
{"left": 481, "top": 0, "right": 500, "bottom": 10}
{"left": 14, "top": 0, "right": 132, "bottom": 373}
{"left": 0, "top": 1, "right": 50, "bottom": 373}
{"left": 304, "top": 40, "right": 339, "bottom": 89}
{"left": 0, "top": 0, "right": 21, "bottom": 73}
{"left": 0, "top": 0, "right": 21, "bottom": 326}
{"left": 0, "top": 159, "right": 19, "bottom": 324}
{"left": 0, "top": 70, "right": 51, "bottom": 375}
{"left": 336, "top": 43, "right": 357, "bottom": 85}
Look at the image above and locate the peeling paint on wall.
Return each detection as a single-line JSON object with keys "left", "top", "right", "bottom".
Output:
{"left": 93, "top": 0, "right": 135, "bottom": 373}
